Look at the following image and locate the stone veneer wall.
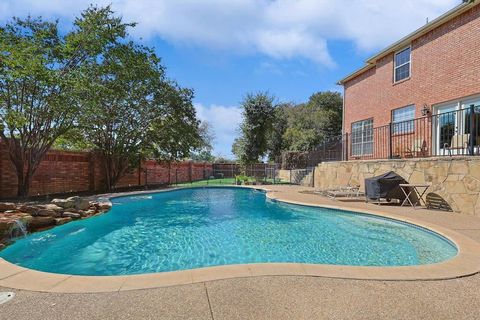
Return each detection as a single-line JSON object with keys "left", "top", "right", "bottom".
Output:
{"left": 314, "top": 157, "right": 480, "bottom": 216}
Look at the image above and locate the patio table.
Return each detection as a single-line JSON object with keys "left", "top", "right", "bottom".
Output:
{"left": 399, "top": 184, "right": 430, "bottom": 208}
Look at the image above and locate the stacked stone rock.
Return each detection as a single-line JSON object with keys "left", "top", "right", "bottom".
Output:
{"left": 0, "top": 197, "right": 112, "bottom": 249}
{"left": 313, "top": 157, "right": 480, "bottom": 216}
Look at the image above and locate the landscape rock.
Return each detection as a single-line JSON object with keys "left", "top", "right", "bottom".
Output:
{"left": 18, "top": 205, "right": 39, "bottom": 215}
{"left": 1, "top": 196, "right": 114, "bottom": 248}
{"left": 55, "top": 217, "right": 73, "bottom": 225}
{"left": 51, "top": 198, "right": 75, "bottom": 209}
{"left": 37, "top": 209, "right": 61, "bottom": 218}
{"left": 67, "top": 196, "right": 91, "bottom": 210}
{"left": 84, "top": 209, "right": 96, "bottom": 216}
{"left": 62, "top": 212, "right": 81, "bottom": 219}
{"left": 27, "top": 217, "right": 56, "bottom": 231}
{"left": 0, "top": 219, "right": 15, "bottom": 234}
{"left": 39, "top": 204, "right": 64, "bottom": 212}
{"left": 98, "top": 201, "right": 112, "bottom": 210}
{"left": 3, "top": 209, "right": 21, "bottom": 214}
{"left": 0, "top": 203, "right": 16, "bottom": 212}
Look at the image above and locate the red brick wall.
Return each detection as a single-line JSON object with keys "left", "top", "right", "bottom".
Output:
{"left": 343, "top": 5, "right": 480, "bottom": 134}
{"left": 0, "top": 142, "right": 213, "bottom": 199}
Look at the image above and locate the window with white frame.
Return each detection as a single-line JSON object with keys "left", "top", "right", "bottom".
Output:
{"left": 392, "top": 105, "right": 415, "bottom": 134}
{"left": 394, "top": 47, "right": 411, "bottom": 82}
{"left": 351, "top": 119, "right": 373, "bottom": 156}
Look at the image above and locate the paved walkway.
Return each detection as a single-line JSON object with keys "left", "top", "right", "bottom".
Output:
{"left": 2, "top": 185, "right": 480, "bottom": 319}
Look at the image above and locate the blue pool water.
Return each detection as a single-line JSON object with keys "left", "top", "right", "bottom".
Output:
{"left": 0, "top": 187, "right": 457, "bottom": 275}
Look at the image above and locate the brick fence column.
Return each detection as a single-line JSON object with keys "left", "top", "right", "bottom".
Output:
{"left": 0, "top": 142, "right": 4, "bottom": 196}
{"left": 88, "top": 152, "right": 95, "bottom": 192}
{"left": 138, "top": 160, "right": 143, "bottom": 187}
{"left": 189, "top": 161, "right": 193, "bottom": 182}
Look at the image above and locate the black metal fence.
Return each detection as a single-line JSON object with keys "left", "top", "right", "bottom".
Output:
{"left": 160, "top": 163, "right": 289, "bottom": 186}
{"left": 345, "top": 104, "right": 480, "bottom": 160}
{"left": 212, "top": 163, "right": 280, "bottom": 182}
{"left": 279, "top": 104, "right": 480, "bottom": 168}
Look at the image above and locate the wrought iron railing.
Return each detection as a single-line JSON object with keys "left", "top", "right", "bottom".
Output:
{"left": 344, "top": 104, "right": 480, "bottom": 160}
{"left": 279, "top": 104, "right": 480, "bottom": 168}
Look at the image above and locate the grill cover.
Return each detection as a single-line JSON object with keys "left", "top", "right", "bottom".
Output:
{"left": 365, "top": 171, "right": 407, "bottom": 201}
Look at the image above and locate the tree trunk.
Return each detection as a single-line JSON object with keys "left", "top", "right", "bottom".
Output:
{"left": 16, "top": 173, "right": 31, "bottom": 198}
{"left": 5, "top": 139, "right": 46, "bottom": 198}
{"left": 102, "top": 154, "right": 129, "bottom": 191}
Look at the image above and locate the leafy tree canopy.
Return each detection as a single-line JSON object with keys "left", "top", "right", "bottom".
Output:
{"left": 282, "top": 91, "right": 343, "bottom": 151}
{"left": 0, "top": 5, "right": 132, "bottom": 196}
{"left": 190, "top": 121, "right": 216, "bottom": 162}
{"left": 231, "top": 91, "right": 343, "bottom": 163}
{"left": 79, "top": 42, "right": 201, "bottom": 190}
{"left": 237, "top": 92, "right": 277, "bottom": 165}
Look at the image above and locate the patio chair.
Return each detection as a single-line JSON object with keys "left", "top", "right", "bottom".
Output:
{"left": 444, "top": 134, "right": 469, "bottom": 156}
{"left": 405, "top": 139, "right": 428, "bottom": 158}
{"left": 323, "top": 184, "right": 365, "bottom": 200}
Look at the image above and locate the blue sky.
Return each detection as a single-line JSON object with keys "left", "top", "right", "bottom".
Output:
{"left": 0, "top": 0, "right": 460, "bottom": 158}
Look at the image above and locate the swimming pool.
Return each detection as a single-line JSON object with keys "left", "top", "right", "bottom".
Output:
{"left": 0, "top": 187, "right": 457, "bottom": 276}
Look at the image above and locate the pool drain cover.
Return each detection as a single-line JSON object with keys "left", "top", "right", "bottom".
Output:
{"left": 0, "top": 292, "right": 15, "bottom": 304}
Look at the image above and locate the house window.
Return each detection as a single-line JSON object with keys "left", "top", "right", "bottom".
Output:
{"left": 351, "top": 119, "right": 373, "bottom": 156}
{"left": 394, "top": 47, "right": 411, "bottom": 82}
{"left": 392, "top": 105, "right": 415, "bottom": 134}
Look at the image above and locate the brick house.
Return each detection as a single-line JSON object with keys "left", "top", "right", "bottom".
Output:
{"left": 338, "top": 2, "right": 480, "bottom": 160}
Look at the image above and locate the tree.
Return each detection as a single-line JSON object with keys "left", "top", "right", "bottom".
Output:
{"left": 236, "top": 93, "right": 277, "bottom": 165}
{"left": 147, "top": 84, "right": 201, "bottom": 162}
{"left": 190, "top": 121, "right": 215, "bottom": 162}
{"left": 0, "top": 6, "right": 132, "bottom": 197}
{"left": 80, "top": 41, "right": 201, "bottom": 191}
{"left": 53, "top": 129, "right": 93, "bottom": 151}
{"left": 283, "top": 91, "right": 342, "bottom": 151}
{"left": 267, "top": 104, "right": 289, "bottom": 161}
{"left": 231, "top": 136, "right": 246, "bottom": 161}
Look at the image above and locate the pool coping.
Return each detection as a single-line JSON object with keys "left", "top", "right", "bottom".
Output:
{"left": 1, "top": 185, "right": 480, "bottom": 293}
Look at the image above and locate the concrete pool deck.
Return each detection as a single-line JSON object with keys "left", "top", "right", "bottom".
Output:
{"left": 1, "top": 185, "right": 480, "bottom": 292}
{"left": 1, "top": 185, "right": 480, "bottom": 319}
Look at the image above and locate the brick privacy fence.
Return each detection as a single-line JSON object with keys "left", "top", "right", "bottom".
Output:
{"left": 0, "top": 143, "right": 213, "bottom": 199}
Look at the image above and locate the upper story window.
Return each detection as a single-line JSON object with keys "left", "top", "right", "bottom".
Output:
{"left": 392, "top": 105, "right": 415, "bottom": 134}
{"left": 394, "top": 47, "right": 411, "bottom": 83}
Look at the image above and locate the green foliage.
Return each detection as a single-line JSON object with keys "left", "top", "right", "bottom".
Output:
{"left": 282, "top": 91, "right": 342, "bottom": 151}
{"left": 235, "top": 174, "right": 249, "bottom": 182}
{"left": 0, "top": 5, "right": 131, "bottom": 196}
{"left": 231, "top": 91, "right": 342, "bottom": 165}
{"left": 237, "top": 92, "right": 277, "bottom": 165}
{"left": 267, "top": 104, "right": 289, "bottom": 161}
{"left": 147, "top": 84, "right": 201, "bottom": 162}
{"left": 53, "top": 129, "right": 93, "bottom": 151}
{"left": 0, "top": 5, "right": 202, "bottom": 194}
{"left": 78, "top": 42, "right": 160, "bottom": 189}
{"left": 190, "top": 121, "right": 215, "bottom": 162}
{"left": 231, "top": 136, "right": 246, "bottom": 161}
{"left": 79, "top": 42, "right": 201, "bottom": 190}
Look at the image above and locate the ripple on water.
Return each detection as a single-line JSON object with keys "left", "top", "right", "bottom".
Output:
{"left": 0, "top": 188, "right": 457, "bottom": 275}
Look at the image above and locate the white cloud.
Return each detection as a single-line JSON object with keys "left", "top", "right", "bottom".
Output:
{"left": 0, "top": 0, "right": 462, "bottom": 157}
{"left": 0, "top": 0, "right": 459, "bottom": 66}
{"left": 194, "top": 103, "right": 242, "bottom": 158}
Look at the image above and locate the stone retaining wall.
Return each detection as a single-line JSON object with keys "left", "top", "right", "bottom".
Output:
{"left": 314, "top": 157, "right": 480, "bottom": 216}
{"left": 276, "top": 169, "right": 291, "bottom": 182}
